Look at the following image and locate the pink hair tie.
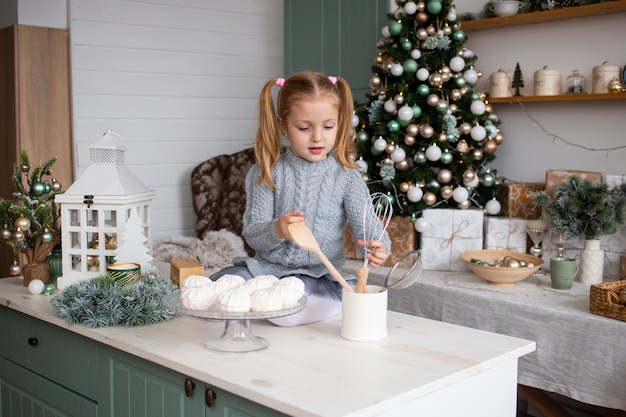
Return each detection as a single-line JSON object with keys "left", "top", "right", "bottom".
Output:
{"left": 276, "top": 78, "right": 286, "bottom": 88}
{"left": 328, "top": 76, "right": 337, "bottom": 85}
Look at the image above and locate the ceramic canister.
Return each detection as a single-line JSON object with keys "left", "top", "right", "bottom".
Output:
{"left": 534, "top": 66, "right": 561, "bottom": 96}
{"left": 489, "top": 70, "right": 514, "bottom": 98}
{"left": 592, "top": 62, "right": 621, "bottom": 94}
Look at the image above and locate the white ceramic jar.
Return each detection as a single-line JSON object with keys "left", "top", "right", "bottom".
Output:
{"left": 489, "top": 70, "right": 514, "bottom": 98}
{"left": 592, "top": 62, "right": 621, "bottom": 94}
{"left": 534, "top": 66, "right": 561, "bottom": 96}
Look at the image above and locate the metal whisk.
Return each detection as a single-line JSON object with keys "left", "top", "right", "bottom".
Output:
{"left": 356, "top": 192, "right": 393, "bottom": 293}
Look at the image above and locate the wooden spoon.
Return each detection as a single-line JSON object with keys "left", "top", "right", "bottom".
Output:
{"left": 288, "top": 222, "right": 354, "bottom": 292}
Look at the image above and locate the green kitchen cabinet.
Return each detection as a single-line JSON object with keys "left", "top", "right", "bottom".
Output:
{"left": 284, "top": 0, "right": 389, "bottom": 101}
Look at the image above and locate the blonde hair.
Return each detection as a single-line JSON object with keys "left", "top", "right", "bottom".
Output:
{"left": 254, "top": 71, "right": 357, "bottom": 190}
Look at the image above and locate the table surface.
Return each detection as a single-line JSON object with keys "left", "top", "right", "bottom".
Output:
{"left": 0, "top": 276, "right": 533, "bottom": 417}
{"left": 348, "top": 260, "right": 626, "bottom": 411}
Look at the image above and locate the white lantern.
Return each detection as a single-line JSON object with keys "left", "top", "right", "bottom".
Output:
{"left": 55, "top": 131, "right": 156, "bottom": 289}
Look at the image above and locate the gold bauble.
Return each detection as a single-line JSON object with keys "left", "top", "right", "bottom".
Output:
{"left": 395, "top": 94, "right": 405, "bottom": 105}
{"left": 451, "top": 89, "right": 462, "bottom": 101}
{"left": 396, "top": 160, "right": 410, "bottom": 171}
{"left": 463, "top": 169, "right": 476, "bottom": 183}
{"left": 485, "top": 104, "right": 493, "bottom": 114}
{"left": 437, "top": 168, "right": 453, "bottom": 184}
{"left": 404, "top": 135, "right": 416, "bottom": 146}
{"left": 449, "top": 104, "right": 458, "bottom": 113}
{"left": 416, "top": 1, "right": 426, "bottom": 11}
{"left": 400, "top": 182, "right": 411, "bottom": 193}
{"left": 417, "top": 27, "right": 428, "bottom": 39}
{"left": 407, "top": 124, "right": 419, "bottom": 136}
{"left": 429, "top": 73, "right": 443, "bottom": 86}
{"left": 426, "top": 94, "right": 440, "bottom": 107}
{"left": 456, "top": 139, "right": 469, "bottom": 153}
{"left": 15, "top": 216, "right": 31, "bottom": 231}
{"left": 458, "top": 199, "right": 471, "bottom": 209}
{"left": 438, "top": 132, "right": 448, "bottom": 143}
{"left": 441, "top": 185, "right": 453, "bottom": 199}
{"left": 87, "top": 255, "right": 96, "bottom": 267}
{"left": 472, "top": 148, "right": 484, "bottom": 161}
{"left": 375, "top": 54, "right": 384, "bottom": 65}
{"left": 460, "top": 122, "right": 472, "bottom": 135}
{"left": 494, "top": 132, "right": 505, "bottom": 145}
{"left": 385, "top": 143, "right": 396, "bottom": 154}
{"left": 369, "top": 75, "right": 382, "bottom": 89}
{"left": 608, "top": 77, "right": 624, "bottom": 94}
{"left": 382, "top": 158, "right": 394, "bottom": 166}
{"left": 442, "top": 25, "right": 452, "bottom": 36}
{"left": 417, "top": 12, "right": 428, "bottom": 24}
{"left": 483, "top": 139, "right": 498, "bottom": 154}
{"left": 106, "top": 235, "right": 117, "bottom": 250}
{"left": 423, "top": 192, "right": 437, "bottom": 206}
{"left": 420, "top": 124, "right": 434, "bottom": 138}
{"left": 426, "top": 25, "right": 436, "bottom": 36}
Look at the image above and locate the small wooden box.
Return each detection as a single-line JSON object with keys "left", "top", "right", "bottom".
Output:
{"left": 621, "top": 256, "right": 626, "bottom": 279}
{"left": 170, "top": 258, "right": 204, "bottom": 288}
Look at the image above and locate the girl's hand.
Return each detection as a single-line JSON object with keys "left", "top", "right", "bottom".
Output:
{"left": 357, "top": 239, "right": 388, "bottom": 268}
{"left": 274, "top": 211, "right": 307, "bottom": 240}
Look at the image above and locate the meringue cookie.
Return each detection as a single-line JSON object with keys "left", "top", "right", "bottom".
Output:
{"left": 240, "top": 275, "right": 279, "bottom": 294}
{"left": 213, "top": 274, "right": 246, "bottom": 294}
{"left": 180, "top": 286, "right": 217, "bottom": 310}
{"left": 182, "top": 274, "right": 212, "bottom": 288}
{"left": 216, "top": 288, "right": 252, "bottom": 312}
{"left": 275, "top": 276, "right": 305, "bottom": 297}
{"left": 250, "top": 288, "right": 284, "bottom": 312}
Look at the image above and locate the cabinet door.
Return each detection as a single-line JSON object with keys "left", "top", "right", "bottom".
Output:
{"left": 101, "top": 347, "right": 204, "bottom": 417}
{"left": 206, "top": 386, "right": 288, "bottom": 417}
{"left": 284, "top": 0, "right": 388, "bottom": 100}
{"left": 0, "top": 356, "right": 98, "bottom": 417}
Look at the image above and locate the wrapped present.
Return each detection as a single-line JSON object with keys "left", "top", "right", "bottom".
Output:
{"left": 545, "top": 169, "right": 602, "bottom": 196}
{"left": 420, "top": 209, "right": 484, "bottom": 271}
{"left": 484, "top": 217, "right": 528, "bottom": 253}
{"left": 344, "top": 216, "right": 416, "bottom": 267}
{"left": 606, "top": 174, "right": 626, "bottom": 190}
{"left": 498, "top": 181, "right": 544, "bottom": 219}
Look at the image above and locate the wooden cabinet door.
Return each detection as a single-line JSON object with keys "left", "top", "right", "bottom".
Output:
{"left": 284, "top": 0, "right": 388, "bottom": 101}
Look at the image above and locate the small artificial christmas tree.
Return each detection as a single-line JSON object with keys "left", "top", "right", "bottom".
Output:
{"left": 354, "top": 0, "right": 504, "bottom": 229}
{"left": 512, "top": 62, "right": 524, "bottom": 96}
{"left": 114, "top": 207, "right": 153, "bottom": 274}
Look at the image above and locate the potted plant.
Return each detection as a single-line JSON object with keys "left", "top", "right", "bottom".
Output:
{"left": 531, "top": 176, "right": 626, "bottom": 284}
{"left": 0, "top": 151, "right": 62, "bottom": 285}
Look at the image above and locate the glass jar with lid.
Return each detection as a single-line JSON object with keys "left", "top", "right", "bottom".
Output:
{"left": 566, "top": 70, "right": 586, "bottom": 94}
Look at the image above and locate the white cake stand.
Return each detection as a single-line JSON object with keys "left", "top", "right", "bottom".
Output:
{"left": 178, "top": 297, "right": 307, "bottom": 353}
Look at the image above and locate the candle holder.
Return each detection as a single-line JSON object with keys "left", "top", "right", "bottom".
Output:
{"left": 526, "top": 219, "right": 548, "bottom": 258}
{"left": 551, "top": 228, "right": 567, "bottom": 258}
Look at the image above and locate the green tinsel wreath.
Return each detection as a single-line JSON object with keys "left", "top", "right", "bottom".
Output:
{"left": 51, "top": 275, "right": 179, "bottom": 328}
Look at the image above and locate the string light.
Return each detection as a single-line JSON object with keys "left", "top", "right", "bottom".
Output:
{"left": 512, "top": 99, "right": 626, "bottom": 153}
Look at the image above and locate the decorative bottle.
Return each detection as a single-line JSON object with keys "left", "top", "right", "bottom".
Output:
{"left": 566, "top": 70, "right": 586, "bottom": 94}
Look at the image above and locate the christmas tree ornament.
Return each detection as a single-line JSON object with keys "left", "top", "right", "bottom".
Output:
{"left": 426, "top": 25, "right": 436, "bottom": 36}
{"left": 460, "top": 122, "right": 472, "bottom": 135}
{"left": 9, "top": 263, "right": 21, "bottom": 276}
{"left": 20, "top": 163, "right": 30, "bottom": 172}
{"left": 483, "top": 139, "right": 498, "bottom": 154}
{"left": 414, "top": 216, "right": 429, "bottom": 233}
{"left": 463, "top": 169, "right": 476, "bottom": 183}
{"left": 391, "top": 63, "right": 404, "bottom": 77}
{"left": 411, "top": 105, "right": 422, "bottom": 118}
{"left": 396, "top": 160, "right": 410, "bottom": 171}
{"left": 384, "top": 99, "right": 397, "bottom": 113}
{"left": 485, "top": 199, "right": 502, "bottom": 215}
{"left": 385, "top": 143, "right": 396, "bottom": 154}
{"left": 449, "top": 103, "right": 458, "bottom": 113}
{"left": 387, "top": 120, "right": 401, "bottom": 132}
{"left": 481, "top": 172, "right": 496, "bottom": 187}
{"left": 423, "top": 192, "right": 437, "bottom": 206}
{"left": 441, "top": 185, "right": 453, "bottom": 199}
{"left": 407, "top": 124, "right": 419, "bottom": 136}
{"left": 453, "top": 186, "right": 469, "bottom": 203}
{"left": 356, "top": 159, "right": 368, "bottom": 173}
{"left": 43, "top": 283, "right": 56, "bottom": 295}
{"left": 449, "top": 56, "right": 465, "bottom": 72}
{"left": 470, "top": 125, "right": 486, "bottom": 141}
{"left": 1, "top": 227, "right": 11, "bottom": 240}
{"left": 470, "top": 100, "right": 486, "bottom": 115}
{"left": 404, "top": 1, "right": 418, "bottom": 14}
{"left": 391, "top": 147, "right": 407, "bottom": 162}
{"left": 437, "top": 169, "right": 453, "bottom": 184}
{"left": 400, "top": 182, "right": 411, "bottom": 193}
{"left": 12, "top": 229, "right": 25, "bottom": 242}
{"left": 51, "top": 179, "right": 62, "bottom": 192}
{"left": 452, "top": 30, "right": 465, "bottom": 42}
{"left": 416, "top": 68, "right": 430, "bottom": 81}
{"left": 15, "top": 216, "right": 31, "bottom": 231}
{"left": 427, "top": 0, "right": 442, "bottom": 14}
{"left": 31, "top": 181, "right": 46, "bottom": 196}
{"left": 394, "top": 94, "right": 405, "bottom": 105}
{"left": 437, "top": 132, "right": 448, "bottom": 143}
{"left": 457, "top": 199, "right": 471, "bottom": 210}
{"left": 401, "top": 38, "right": 413, "bottom": 51}
{"left": 417, "top": 12, "right": 428, "bottom": 23}
{"left": 447, "top": 6, "right": 457, "bottom": 21}
{"left": 381, "top": 26, "right": 391, "bottom": 38}
{"left": 436, "top": 101, "right": 448, "bottom": 114}
{"left": 472, "top": 148, "right": 484, "bottom": 161}
{"left": 494, "top": 132, "right": 505, "bottom": 145}
{"left": 407, "top": 185, "right": 424, "bottom": 202}
{"left": 427, "top": 94, "right": 440, "bottom": 107}
{"left": 398, "top": 105, "right": 414, "bottom": 121}
{"left": 370, "top": 75, "right": 382, "bottom": 89}
{"left": 417, "top": 84, "right": 430, "bottom": 96}
{"left": 374, "top": 137, "right": 388, "bottom": 152}
{"left": 41, "top": 230, "right": 54, "bottom": 243}
{"left": 28, "top": 279, "right": 45, "bottom": 295}
{"left": 356, "top": 130, "right": 369, "bottom": 143}
{"left": 389, "top": 21, "right": 403, "bottom": 36}
{"left": 411, "top": 49, "right": 422, "bottom": 60}
{"left": 420, "top": 124, "right": 434, "bottom": 138}
{"left": 404, "top": 135, "right": 416, "bottom": 146}
{"left": 425, "top": 144, "right": 442, "bottom": 161}
{"left": 464, "top": 175, "right": 480, "bottom": 188}
{"left": 456, "top": 139, "right": 469, "bottom": 153}
{"left": 440, "top": 150, "right": 453, "bottom": 164}
{"left": 428, "top": 179, "right": 441, "bottom": 190}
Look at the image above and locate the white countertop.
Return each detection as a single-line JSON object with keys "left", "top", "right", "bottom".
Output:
{"left": 0, "top": 276, "right": 534, "bottom": 417}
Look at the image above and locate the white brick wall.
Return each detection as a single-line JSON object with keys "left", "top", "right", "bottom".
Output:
{"left": 69, "top": 0, "right": 283, "bottom": 239}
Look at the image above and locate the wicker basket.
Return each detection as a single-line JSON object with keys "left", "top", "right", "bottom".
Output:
{"left": 590, "top": 280, "right": 626, "bottom": 322}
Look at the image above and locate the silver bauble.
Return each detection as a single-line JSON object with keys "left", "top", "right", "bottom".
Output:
{"left": 15, "top": 217, "right": 31, "bottom": 231}
{"left": 9, "top": 264, "right": 21, "bottom": 276}
{"left": 51, "top": 181, "right": 62, "bottom": 192}
{"left": 1, "top": 228, "right": 12, "bottom": 240}
{"left": 12, "top": 230, "right": 25, "bottom": 242}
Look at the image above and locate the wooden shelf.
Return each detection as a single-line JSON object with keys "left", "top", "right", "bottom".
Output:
{"left": 461, "top": 0, "right": 626, "bottom": 31}
{"left": 488, "top": 93, "right": 626, "bottom": 103}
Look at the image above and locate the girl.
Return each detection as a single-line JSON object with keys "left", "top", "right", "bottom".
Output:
{"left": 214, "top": 71, "right": 391, "bottom": 326}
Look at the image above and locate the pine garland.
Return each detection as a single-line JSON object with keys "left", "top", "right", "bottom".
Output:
{"left": 51, "top": 275, "right": 179, "bottom": 328}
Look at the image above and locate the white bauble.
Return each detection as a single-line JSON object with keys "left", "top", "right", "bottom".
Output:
{"left": 485, "top": 199, "right": 502, "bottom": 215}
{"left": 407, "top": 186, "right": 424, "bottom": 203}
{"left": 374, "top": 137, "right": 388, "bottom": 152}
{"left": 384, "top": 99, "right": 397, "bottom": 113}
{"left": 28, "top": 279, "right": 45, "bottom": 295}
{"left": 464, "top": 68, "right": 478, "bottom": 84}
{"left": 397, "top": 105, "right": 414, "bottom": 121}
{"left": 352, "top": 113, "right": 359, "bottom": 127}
{"left": 416, "top": 68, "right": 430, "bottom": 81}
{"left": 414, "top": 216, "right": 429, "bottom": 233}
{"left": 447, "top": 7, "right": 457, "bottom": 21}
{"left": 463, "top": 175, "right": 480, "bottom": 188}
{"left": 391, "top": 147, "right": 407, "bottom": 162}
{"left": 449, "top": 56, "right": 465, "bottom": 73}
{"left": 410, "top": 49, "right": 422, "bottom": 60}
{"left": 356, "top": 159, "right": 368, "bottom": 173}
{"left": 381, "top": 26, "right": 391, "bottom": 38}
{"left": 470, "top": 100, "right": 486, "bottom": 115}
{"left": 452, "top": 186, "right": 469, "bottom": 203}
{"left": 470, "top": 125, "right": 487, "bottom": 141}
{"left": 425, "top": 144, "right": 442, "bottom": 161}
{"left": 404, "top": 1, "right": 418, "bottom": 14}
{"left": 391, "top": 63, "right": 404, "bottom": 77}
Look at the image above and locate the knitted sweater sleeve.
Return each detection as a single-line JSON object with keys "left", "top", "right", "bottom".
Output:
{"left": 241, "top": 164, "right": 283, "bottom": 251}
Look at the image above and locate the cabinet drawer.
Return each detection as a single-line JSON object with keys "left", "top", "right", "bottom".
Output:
{"left": 0, "top": 306, "right": 98, "bottom": 399}
{"left": 0, "top": 355, "right": 98, "bottom": 417}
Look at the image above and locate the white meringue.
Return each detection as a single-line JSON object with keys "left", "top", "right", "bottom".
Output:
{"left": 181, "top": 274, "right": 212, "bottom": 288}
{"left": 250, "top": 289, "right": 284, "bottom": 312}
{"left": 216, "top": 288, "right": 252, "bottom": 312}
{"left": 180, "top": 286, "right": 217, "bottom": 310}
{"left": 240, "top": 275, "right": 279, "bottom": 294}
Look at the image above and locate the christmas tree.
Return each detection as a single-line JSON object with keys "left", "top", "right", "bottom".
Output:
{"left": 354, "top": 0, "right": 503, "bottom": 231}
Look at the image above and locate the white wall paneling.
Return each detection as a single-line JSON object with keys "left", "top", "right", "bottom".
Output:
{"left": 69, "top": 0, "right": 284, "bottom": 239}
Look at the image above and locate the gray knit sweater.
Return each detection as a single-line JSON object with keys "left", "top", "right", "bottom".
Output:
{"left": 237, "top": 148, "right": 392, "bottom": 280}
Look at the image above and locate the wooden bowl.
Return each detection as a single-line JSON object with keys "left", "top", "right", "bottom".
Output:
{"left": 460, "top": 250, "right": 544, "bottom": 286}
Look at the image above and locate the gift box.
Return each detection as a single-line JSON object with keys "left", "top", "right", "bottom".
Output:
{"left": 545, "top": 169, "right": 602, "bottom": 196}
{"left": 344, "top": 216, "right": 416, "bottom": 268}
{"left": 620, "top": 256, "right": 626, "bottom": 279}
{"left": 170, "top": 258, "right": 204, "bottom": 288}
{"left": 420, "top": 209, "right": 484, "bottom": 271}
{"left": 498, "top": 181, "right": 544, "bottom": 219}
{"left": 606, "top": 174, "right": 626, "bottom": 190}
{"left": 484, "top": 217, "right": 528, "bottom": 253}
